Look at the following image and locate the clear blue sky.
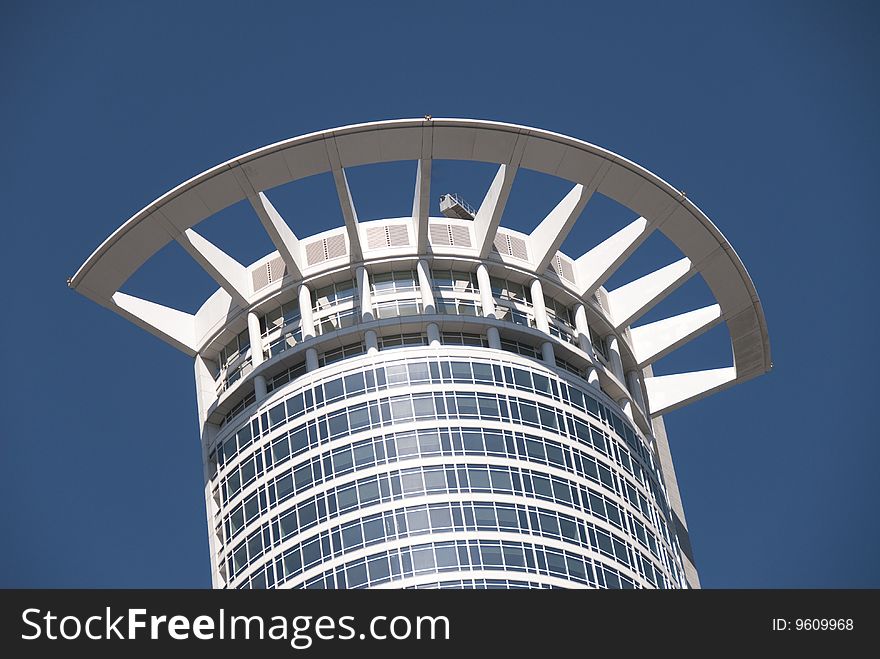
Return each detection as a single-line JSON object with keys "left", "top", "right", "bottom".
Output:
{"left": 1, "top": 0, "right": 877, "bottom": 588}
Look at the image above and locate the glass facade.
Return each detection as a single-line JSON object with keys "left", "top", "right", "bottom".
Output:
{"left": 206, "top": 349, "right": 686, "bottom": 590}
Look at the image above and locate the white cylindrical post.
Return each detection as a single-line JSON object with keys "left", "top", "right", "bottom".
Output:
{"left": 586, "top": 366, "right": 600, "bottom": 388}
{"left": 476, "top": 264, "right": 496, "bottom": 318}
{"left": 254, "top": 375, "right": 267, "bottom": 402}
{"left": 305, "top": 347, "right": 319, "bottom": 372}
{"left": 627, "top": 371, "right": 646, "bottom": 413}
{"left": 417, "top": 259, "right": 435, "bottom": 314}
{"left": 427, "top": 323, "right": 441, "bottom": 347}
{"left": 486, "top": 326, "right": 501, "bottom": 350}
{"left": 607, "top": 335, "right": 625, "bottom": 381}
{"left": 298, "top": 284, "right": 315, "bottom": 339}
{"left": 530, "top": 279, "right": 550, "bottom": 335}
{"left": 357, "top": 266, "right": 372, "bottom": 321}
{"left": 541, "top": 341, "right": 555, "bottom": 366}
{"left": 574, "top": 304, "right": 592, "bottom": 357}
{"left": 247, "top": 312, "right": 264, "bottom": 367}
{"left": 365, "top": 329, "right": 379, "bottom": 355}
{"left": 618, "top": 397, "right": 634, "bottom": 421}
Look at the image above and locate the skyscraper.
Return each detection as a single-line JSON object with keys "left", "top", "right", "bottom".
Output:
{"left": 70, "top": 119, "right": 770, "bottom": 589}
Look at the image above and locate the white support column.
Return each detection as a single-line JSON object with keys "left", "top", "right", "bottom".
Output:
{"left": 618, "top": 397, "right": 634, "bottom": 421}
{"left": 627, "top": 371, "right": 646, "bottom": 413}
{"left": 476, "top": 264, "right": 496, "bottom": 318}
{"left": 474, "top": 163, "right": 520, "bottom": 258}
{"left": 306, "top": 348, "right": 319, "bottom": 372}
{"left": 254, "top": 375, "right": 267, "bottom": 402}
{"left": 298, "top": 284, "right": 315, "bottom": 339}
{"left": 365, "top": 329, "right": 379, "bottom": 355}
{"left": 574, "top": 303, "right": 593, "bottom": 357}
{"left": 417, "top": 259, "right": 435, "bottom": 313}
{"left": 247, "top": 312, "right": 264, "bottom": 367}
{"left": 412, "top": 158, "right": 432, "bottom": 253}
{"left": 427, "top": 323, "right": 440, "bottom": 347}
{"left": 486, "top": 326, "right": 501, "bottom": 350}
{"left": 357, "top": 266, "right": 372, "bottom": 321}
{"left": 193, "top": 355, "right": 218, "bottom": 425}
{"left": 586, "top": 366, "right": 600, "bottom": 389}
{"left": 247, "top": 192, "right": 304, "bottom": 279}
{"left": 530, "top": 279, "right": 550, "bottom": 335}
{"left": 541, "top": 341, "right": 555, "bottom": 366}
{"left": 325, "top": 134, "right": 364, "bottom": 261}
{"left": 607, "top": 335, "right": 625, "bottom": 382}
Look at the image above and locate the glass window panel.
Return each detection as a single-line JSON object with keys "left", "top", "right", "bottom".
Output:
{"left": 400, "top": 471, "right": 423, "bottom": 494}
{"left": 435, "top": 545, "right": 458, "bottom": 569}
{"left": 456, "top": 394, "right": 479, "bottom": 417}
{"left": 394, "top": 432, "right": 418, "bottom": 457}
{"left": 353, "top": 443, "right": 374, "bottom": 466}
{"left": 429, "top": 506, "right": 453, "bottom": 530}
{"left": 363, "top": 518, "right": 386, "bottom": 543}
{"left": 342, "top": 524, "right": 363, "bottom": 549}
{"left": 406, "top": 509, "right": 430, "bottom": 533}
{"left": 503, "top": 544, "right": 526, "bottom": 567}
{"left": 489, "top": 468, "right": 513, "bottom": 492}
{"left": 298, "top": 501, "right": 318, "bottom": 528}
{"left": 348, "top": 405, "right": 371, "bottom": 431}
{"left": 412, "top": 547, "right": 435, "bottom": 572}
{"left": 328, "top": 412, "right": 348, "bottom": 438}
{"left": 390, "top": 396, "right": 413, "bottom": 421}
{"left": 346, "top": 562, "right": 368, "bottom": 588}
{"left": 424, "top": 468, "right": 446, "bottom": 492}
{"left": 480, "top": 543, "right": 504, "bottom": 567}
{"left": 358, "top": 479, "right": 380, "bottom": 504}
{"left": 367, "top": 556, "right": 391, "bottom": 581}
{"left": 398, "top": 301, "right": 419, "bottom": 316}
{"left": 417, "top": 431, "right": 441, "bottom": 455}
{"left": 337, "top": 485, "right": 358, "bottom": 511}
{"left": 407, "top": 361, "right": 430, "bottom": 382}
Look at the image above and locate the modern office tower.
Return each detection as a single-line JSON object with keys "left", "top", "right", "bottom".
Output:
{"left": 70, "top": 119, "right": 770, "bottom": 589}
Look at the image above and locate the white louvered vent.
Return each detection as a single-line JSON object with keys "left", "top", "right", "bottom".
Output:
{"left": 251, "top": 256, "right": 288, "bottom": 292}
{"left": 366, "top": 224, "right": 410, "bottom": 250}
{"left": 267, "top": 256, "right": 286, "bottom": 282}
{"left": 387, "top": 224, "right": 410, "bottom": 247}
{"left": 251, "top": 265, "right": 269, "bottom": 292}
{"left": 305, "top": 234, "right": 348, "bottom": 266}
{"left": 326, "top": 234, "right": 347, "bottom": 259}
{"left": 429, "top": 223, "right": 452, "bottom": 246}
{"left": 493, "top": 231, "right": 528, "bottom": 260}
{"left": 551, "top": 253, "right": 575, "bottom": 284}
{"left": 429, "top": 223, "right": 472, "bottom": 248}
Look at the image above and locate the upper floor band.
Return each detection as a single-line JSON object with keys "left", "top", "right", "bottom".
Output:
{"left": 69, "top": 118, "right": 771, "bottom": 425}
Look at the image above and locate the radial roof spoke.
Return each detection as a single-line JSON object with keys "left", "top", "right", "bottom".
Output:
{"left": 528, "top": 183, "right": 594, "bottom": 273}
{"left": 629, "top": 304, "right": 723, "bottom": 367}
{"left": 606, "top": 257, "right": 695, "bottom": 329}
{"left": 574, "top": 217, "right": 654, "bottom": 296}
{"left": 248, "top": 192, "right": 303, "bottom": 278}
{"left": 176, "top": 229, "right": 249, "bottom": 306}
{"left": 644, "top": 366, "right": 737, "bottom": 416}
{"left": 111, "top": 291, "right": 197, "bottom": 356}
